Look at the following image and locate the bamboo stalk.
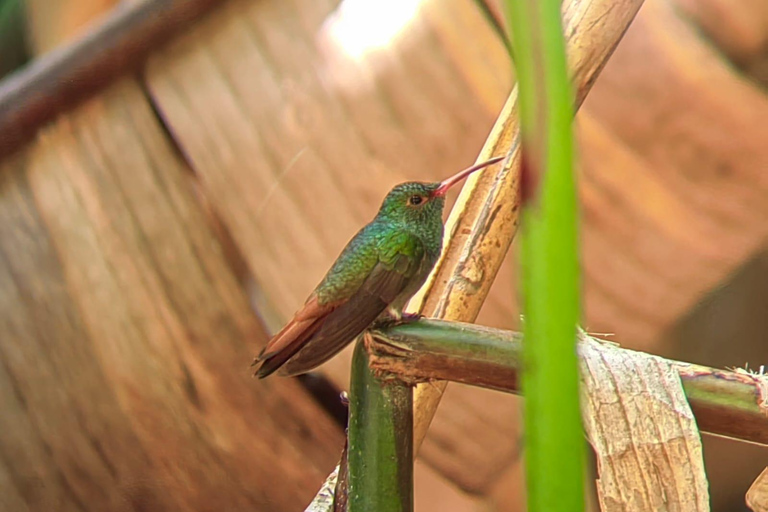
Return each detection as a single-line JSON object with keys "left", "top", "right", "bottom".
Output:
{"left": 405, "top": 0, "right": 646, "bottom": 450}
{"left": 0, "top": 0, "right": 223, "bottom": 159}
{"left": 366, "top": 319, "right": 768, "bottom": 447}
{"left": 347, "top": 337, "right": 413, "bottom": 512}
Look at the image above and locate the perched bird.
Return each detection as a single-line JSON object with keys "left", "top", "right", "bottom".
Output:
{"left": 253, "top": 156, "right": 505, "bottom": 378}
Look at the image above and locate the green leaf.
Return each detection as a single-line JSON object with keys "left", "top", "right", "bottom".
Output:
{"left": 502, "top": 0, "right": 585, "bottom": 510}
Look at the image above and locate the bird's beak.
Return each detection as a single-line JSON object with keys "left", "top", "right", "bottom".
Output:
{"left": 432, "top": 156, "right": 505, "bottom": 198}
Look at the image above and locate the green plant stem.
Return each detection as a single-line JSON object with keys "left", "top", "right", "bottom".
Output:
{"left": 347, "top": 337, "right": 413, "bottom": 512}
{"left": 366, "top": 319, "right": 768, "bottom": 447}
{"left": 503, "top": 0, "right": 584, "bottom": 509}
{"left": 0, "top": 0, "right": 29, "bottom": 78}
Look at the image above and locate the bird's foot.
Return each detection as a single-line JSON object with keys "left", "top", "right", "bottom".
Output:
{"left": 386, "top": 307, "right": 424, "bottom": 325}
{"left": 374, "top": 308, "right": 424, "bottom": 329}
{"left": 397, "top": 312, "right": 424, "bottom": 324}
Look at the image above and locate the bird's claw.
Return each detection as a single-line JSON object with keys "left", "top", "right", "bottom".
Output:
{"left": 386, "top": 308, "right": 424, "bottom": 325}
{"left": 396, "top": 312, "right": 424, "bottom": 324}
{"left": 374, "top": 310, "right": 424, "bottom": 329}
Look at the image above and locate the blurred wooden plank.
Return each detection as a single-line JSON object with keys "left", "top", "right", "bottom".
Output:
{"left": 0, "top": 0, "right": 224, "bottom": 158}
{"left": 674, "top": 0, "right": 768, "bottom": 83}
{"left": 418, "top": 385, "right": 522, "bottom": 493}
{"left": 0, "top": 154, "right": 112, "bottom": 511}
{"left": 26, "top": 0, "right": 120, "bottom": 54}
{"left": 414, "top": 460, "right": 488, "bottom": 512}
{"left": 0, "top": 78, "right": 342, "bottom": 511}
{"left": 581, "top": 0, "right": 768, "bottom": 349}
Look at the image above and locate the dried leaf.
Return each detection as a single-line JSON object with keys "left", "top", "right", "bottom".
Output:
{"left": 580, "top": 339, "right": 710, "bottom": 512}
{"left": 747, "top": 468, "right": 768, "bottom": 512}
{"left": 305, "top": 466, "right": 339, "bottom": 512}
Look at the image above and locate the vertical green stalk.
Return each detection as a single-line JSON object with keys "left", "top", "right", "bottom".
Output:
{"left": 0, "top": 0, "right": 29, "bottom": 77}
{"left": 347, "top": 338, "right": 413, "bottom": 512}
{"left": 503, "top": 1, "right": 584, "bottom": 511}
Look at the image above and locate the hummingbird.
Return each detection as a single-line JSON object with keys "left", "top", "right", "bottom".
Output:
{"left": 253, "top": 156, "right": 505, "bottom": 378}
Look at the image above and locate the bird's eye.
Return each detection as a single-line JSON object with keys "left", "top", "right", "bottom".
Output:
{"left": 409, "top": 195, "right": 424, "bottom": 206}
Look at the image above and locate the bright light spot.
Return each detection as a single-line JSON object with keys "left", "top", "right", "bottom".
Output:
{"left": 321, "top": 0, "right": 422, "bottom": 60}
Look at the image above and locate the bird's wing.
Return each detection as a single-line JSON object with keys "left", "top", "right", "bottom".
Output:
{"left": 254, "top": 230, "right": 425, "bottom": 378}
{"left": 252, "top": 293, "right": 341, "bottom": 378}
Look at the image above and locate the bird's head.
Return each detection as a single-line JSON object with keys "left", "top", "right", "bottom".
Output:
{"left": 377, "top": 156, "right": 504, "bottom": 226}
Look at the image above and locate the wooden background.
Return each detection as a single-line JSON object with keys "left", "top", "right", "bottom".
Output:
{"left": 0, "top": 0, "right": 767, "bottom": 510}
